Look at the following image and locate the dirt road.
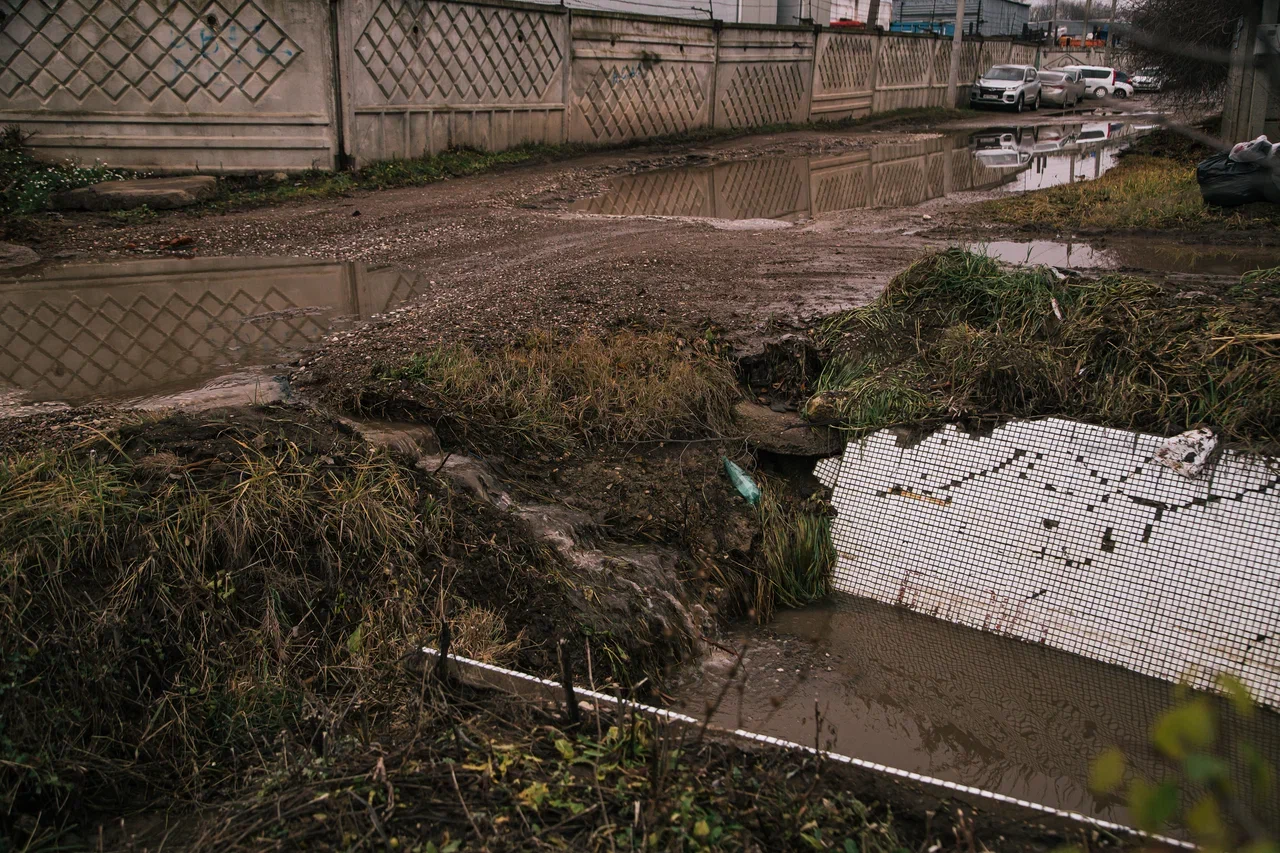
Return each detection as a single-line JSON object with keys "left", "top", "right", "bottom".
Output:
{"left": 28, "top": 125, "right": 998, "bottom": 352}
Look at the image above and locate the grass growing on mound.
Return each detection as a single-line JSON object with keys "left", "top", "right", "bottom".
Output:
{"left": 0, "top": 439, "right": 437, "bottom": 811}
{"left": 978, "top": 129, "right": 1280, "bottom": 232}
{"left": 381, "top": 330, "right": 740, "bottom": 453}
{"left": 810, "top": 249, "right": 1280, "bottom": 447}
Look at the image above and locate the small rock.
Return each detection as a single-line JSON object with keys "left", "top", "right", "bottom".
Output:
{"left": 272, "top": 172, "right": 289, "bottom": 182}
{"left": 0, "top": 242, "right": 39, "bottom": 270}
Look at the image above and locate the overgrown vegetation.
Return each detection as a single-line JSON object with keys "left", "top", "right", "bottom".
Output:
{"left": 750, "top": 484, "right": 834, "bottom": 623}
{"left": 376, "top": 331, "right": 740, "bottom": 454}
{"left": 978, "top": 129, "right": 1280, "bottom": 232}
{"left": 0, "top": 126, "right": 135, "bottom": 217}
{"left": 810, "top": 248, "right": 1280, "bottom": 447}
{"left": 0, "top": 411, "right": 604, "bottom": 820}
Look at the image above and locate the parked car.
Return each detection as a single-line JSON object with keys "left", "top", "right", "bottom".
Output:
{"left": 970, "top": 65, "right": 1042, "bottom": 112}
{"left": 1066, "top": 65, "right": 1134, "bottom": 99}
{"left": 1131, "top": 67, "right": 1165, "bottom": 92}
{"left": 1037, "top": 68, "right": 1086, "bottom": 108}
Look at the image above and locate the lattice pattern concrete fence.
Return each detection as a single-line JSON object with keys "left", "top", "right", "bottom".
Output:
{"left": 0, "top": 0, "right": 1039, "bottom": 171}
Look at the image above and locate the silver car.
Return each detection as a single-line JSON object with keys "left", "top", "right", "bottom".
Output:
{"left": 970, "top": 65, "right": 1042, "bottom": 112}
{"left": 1037, "top": 68, "right": 1086, "bottom": 108}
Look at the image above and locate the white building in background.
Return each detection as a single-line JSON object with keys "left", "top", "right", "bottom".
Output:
{"left": 547, "top": 0, "right": 891, "bottom": 26}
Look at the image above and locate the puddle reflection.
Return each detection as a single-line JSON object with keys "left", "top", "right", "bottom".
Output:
{"left": 0, "top": 257, "right": 426, "bottom": 407}
{"left": 575, "top": 122, "right": 1154, "bottom": 221}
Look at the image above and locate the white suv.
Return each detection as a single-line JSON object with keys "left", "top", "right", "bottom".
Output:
{"left": 1066, "top": 65, "right": 1134, "bottom": 99}
{"left": 970, "top": 65, "right": 1042, "bottom": 112}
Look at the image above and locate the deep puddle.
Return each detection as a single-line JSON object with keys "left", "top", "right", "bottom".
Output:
{"left": 574, "top": 121, "right": 1153, "bottom": 221}
{"left": 979, "top": 239, "right": 1280, "bottom": 275}
{"left": 0, "top": 256, "right": 426, "bottom": 409}
{"left": 672, "top": 594, "right": 1280, "bottom": 825}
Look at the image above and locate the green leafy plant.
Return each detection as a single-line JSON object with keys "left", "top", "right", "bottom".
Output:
{"left": 1089, "top": 674, "right": 1278, "bottom": 851}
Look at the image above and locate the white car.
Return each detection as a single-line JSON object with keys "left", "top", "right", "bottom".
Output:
{"left": 1065, "top": 65, "right": 1134, "bottom": 99}
{"left": 1131, "top": 68, "right": 1165, "bottom": 92}
{"left": 970, "top": 64, "right": 1042, "bottom": 112}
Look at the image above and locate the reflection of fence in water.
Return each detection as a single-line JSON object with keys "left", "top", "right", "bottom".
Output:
{"left": 578, "top": 134, "right": 1020, "bottom": 220}
{"left": 0, "top": 259, "right": 423, "bottom": 403}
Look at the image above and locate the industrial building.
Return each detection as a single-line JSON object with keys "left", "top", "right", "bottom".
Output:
{"left": 534, "top": 0, "right": 892, "bottom": 26}
{"left": 892, "top": 0, "right": 1031, "bottom": 37}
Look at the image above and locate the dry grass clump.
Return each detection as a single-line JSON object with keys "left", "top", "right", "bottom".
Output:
{"left": 810, "top": 249, "right": 1280, "bottom": 447}
{"left": 380, "top": 330, "right": 739, "bottom": 453}
{"left": 0, "top": 437, "right": 442, "bottom": 813}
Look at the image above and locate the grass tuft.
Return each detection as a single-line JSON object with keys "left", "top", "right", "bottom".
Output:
{"left": 810, "top": 248, "right": 1280, "bottom": 447}
{"left": 380, "top": 330, "right": 740, "bottom": 454}
{"left": 752, "top": 485, "right": 834, "bottom": 623}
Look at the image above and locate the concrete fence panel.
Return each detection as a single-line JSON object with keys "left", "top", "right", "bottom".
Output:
{"left": 566, "top": 12, "right": 715, "bottom": 144}
{"left": 712, "top": 24, "right": 813, "bottom": 129}
{"left": 2, "top": 0, "right": 1041, "bottom": 173}
{"left": 870, "top": 33, "right": 934, "bottom": 111}
{"left": 810, "top": 30, "right": 877, "bottom": 120}
{"left": 343, "top": 0, "right": 568, "bottom": 164}
{"left": 0, "top": 0, "right": 337, "bottom": 172}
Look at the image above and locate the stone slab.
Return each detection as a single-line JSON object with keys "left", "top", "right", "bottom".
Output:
{"left": 734, "top": 401, "right": 843, "bottom": 456}
{"left": 53, "top": 176, "right": 218, "bottom": 211}
{"left": 0, "top": 242, "right": 40, "bottom": 270}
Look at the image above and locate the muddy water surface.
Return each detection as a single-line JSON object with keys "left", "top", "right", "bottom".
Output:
{"left": 672, "top": 594, "right": 1280, "bottom": 826}
{"left": 981, "top": 239, "right": 1280, "bottom": 275}
{"left": 575, "top": 121, "right": 1154, "bottom": 221}
{"left": 0, "top": 256, "right": 427, "bottom": 411}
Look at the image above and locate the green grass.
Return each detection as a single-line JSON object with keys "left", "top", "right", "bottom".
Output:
{"left": 978, "top": 129, "right": 1280, "bottom": 232}
{"left": 380, "top": 330, "right": 740, "bottom": 454}
{"left": 0, "top": 126, "right": 136, "bottom": 217}
{"left": 809, "top": 248, "right": 1280, "bottom": 447}
{"left": 752, "top": 484, "right": 834, "bottom": 623}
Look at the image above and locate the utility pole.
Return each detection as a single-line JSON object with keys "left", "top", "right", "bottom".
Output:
{"left": 867, "top": 0, "right": 880, "bottom": 27}
{"left": 1103, "top": 0, "right": 1117, "bottom": 65}
{"left": 1049, "top": 0, "right": 1057, "bottom": 45}
{"left": 946, "top": 0, "right": 968, "bottom": 106}
{"left": 1082, "top": 0, "right": 1091, "bottom": 47}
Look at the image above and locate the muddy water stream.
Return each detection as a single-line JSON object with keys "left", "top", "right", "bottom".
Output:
{"left": 671, "top": 594, "right": 1280, "bottom": 826}
{"left": 575, "top": 121, "right": 1154, "bottom": 220}
{"left": 0, "top": 256, "right": 427, "bottom": 411}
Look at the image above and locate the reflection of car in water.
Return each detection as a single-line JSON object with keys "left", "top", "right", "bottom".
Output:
{"left": 969, "top": 125, "right": 1082, "bottom": 164}
{"left": 969, "top": 127, "right": 1032, "bottom": 167}
{"left": 1077, "top": 122, "right": 1127, "bottom": 143}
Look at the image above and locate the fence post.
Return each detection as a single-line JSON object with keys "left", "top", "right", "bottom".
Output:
{"left": 708, "top": 18, "right": 722, "bottom": 130}
{"left": 561, "top": 6, "right": 573, "bottom": 145}
{"left": 945, "top": 0, "right": 967, "bottom": 109}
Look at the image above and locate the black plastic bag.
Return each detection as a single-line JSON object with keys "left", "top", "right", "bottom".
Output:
{"left": 1196, "top": 153, "right": 1278, "bottom": 207}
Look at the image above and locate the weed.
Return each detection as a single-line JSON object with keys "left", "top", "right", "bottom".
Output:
{"left": 0, "top": 126, "right": 136, "bottom": 217}
{"left": 379, "top": 330, "right": 739, "bottom": 454}
{"left": 105, "top": 205, "right": 158, "bottom": 225}
{"left": 810, "top": 249, "right": 1280, "bottom": 447}
{"left": 752, "top": 484, "right": 834, "bottom": 623}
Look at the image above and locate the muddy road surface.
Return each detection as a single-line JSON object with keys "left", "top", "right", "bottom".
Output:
{"left": 12, "top": 112, "right": 1173, "bottom": 360}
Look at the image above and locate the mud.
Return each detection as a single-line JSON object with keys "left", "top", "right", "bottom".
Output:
{"left": 671, "top": 594, "right": 1280, "bottom": 830}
